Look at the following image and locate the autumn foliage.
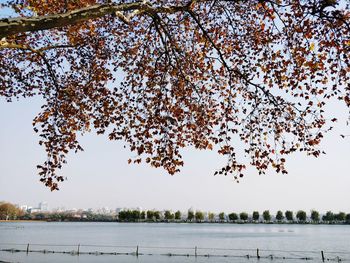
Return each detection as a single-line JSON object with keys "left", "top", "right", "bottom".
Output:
{"left": 0, "top": 0, "right": 349, "bottom": 190}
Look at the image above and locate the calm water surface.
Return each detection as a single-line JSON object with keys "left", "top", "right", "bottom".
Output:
{"left": 0, "top": 222, "right": 349, "bottom": 263}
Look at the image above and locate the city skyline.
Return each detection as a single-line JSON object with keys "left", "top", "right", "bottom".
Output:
{"left": 10, "top": 201, "right": 350, "bottom": 216}
{"left": 6, "top": 199, "right": 350, "bottom": 222}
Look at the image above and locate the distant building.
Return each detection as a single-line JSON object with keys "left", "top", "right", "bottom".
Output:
{"left": 29, "top": 208, "right": 40, "bottom": 213}
{"left": 38, "top": 202, "right": 49, "bottom": 212}
{"left": 19, "top": 205, "right": 28, "bottom": 212}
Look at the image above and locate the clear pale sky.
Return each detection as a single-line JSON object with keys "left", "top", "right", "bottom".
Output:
{"left": 0, "top": 1, "right": 349, "bottom": 214}
{"left": 0, "top": 95, "right": 349, "bottom": 214}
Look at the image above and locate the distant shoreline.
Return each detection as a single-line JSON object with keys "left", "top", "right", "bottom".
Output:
{"left": 1, "top": 220, "right": 349, "bottom": 225}
{"left": 0, "top": 220, "right": 46, "bottom": 222}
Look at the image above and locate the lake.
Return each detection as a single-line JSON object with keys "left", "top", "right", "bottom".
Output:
{"left": 0, "top": 222, "right": 350, "bottom": 263}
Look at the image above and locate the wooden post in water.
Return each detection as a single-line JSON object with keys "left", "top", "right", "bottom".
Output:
{"left": 257, "top": 248, "right": 260, "bottom": 259}
{"left": 77, "top": 244, "right": 80, "bottom": 255}
{"left": 136, "top": 245, "right": 139, "bottom": 257}
{"left": 26, "top": 244, "right": 29, "bottom": 254}
{"left": 195, "top": 246, "right": 197, "bottom": 257}
{"left": 321, "top": 251, "right": 325, "bottom": 262}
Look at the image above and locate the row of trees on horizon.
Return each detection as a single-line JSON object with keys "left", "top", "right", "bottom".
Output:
{"left": 1, "top": 201, "right": 350, "bottom": 224}
{"left": 117, "top": 209, "right": 350, "bottom": 224}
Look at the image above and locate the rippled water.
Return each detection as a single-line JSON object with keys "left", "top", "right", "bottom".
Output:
{"left": 0, "top": 222, "right": 349, "bottom": 262}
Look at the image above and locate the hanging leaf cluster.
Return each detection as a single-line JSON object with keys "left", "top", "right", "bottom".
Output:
{"left": 0, "top": 0, "right": 349, "bottom": 190}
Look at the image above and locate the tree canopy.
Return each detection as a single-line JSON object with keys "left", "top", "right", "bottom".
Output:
{"left": 0, "top": 202, "right": 23, "bottom": 220}
{"left": 0, "top": 0, "right": 349, "bottom": 190}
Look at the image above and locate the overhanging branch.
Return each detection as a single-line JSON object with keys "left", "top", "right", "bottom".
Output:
{"left": 0, "top": 1, "right": 191, "bottom": 38}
